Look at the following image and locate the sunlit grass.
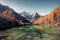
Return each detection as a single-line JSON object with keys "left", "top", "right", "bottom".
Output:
{"left": 33, "top": 25, "right": 60, "bottom": 34}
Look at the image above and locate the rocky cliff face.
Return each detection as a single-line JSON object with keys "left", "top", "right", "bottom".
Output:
{"left": 34, "top": 6, "right": 60, "bottom": 26}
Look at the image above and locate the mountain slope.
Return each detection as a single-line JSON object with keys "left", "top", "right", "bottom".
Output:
{"left": 34, "top": 6, "right": 60, "bottom": 26}
{"left": 0, "top": 4, "right": 29, "bottom": 30}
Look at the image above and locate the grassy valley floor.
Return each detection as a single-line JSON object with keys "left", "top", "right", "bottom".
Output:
{"left": 0, "top": 25, "right": 60, "bottom": 40}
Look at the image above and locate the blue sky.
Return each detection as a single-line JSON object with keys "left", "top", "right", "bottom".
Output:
{"left": 0, "top": 0, "right": 60, "bottom": 15}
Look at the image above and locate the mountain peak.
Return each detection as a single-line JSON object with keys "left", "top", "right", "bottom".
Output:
{"left": 20, "top": 11, "right": 40, "bottom": 22}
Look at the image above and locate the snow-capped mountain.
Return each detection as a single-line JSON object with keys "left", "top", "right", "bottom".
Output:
{"left": 20, "top": 11, "right": 41, "bottom": 22}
